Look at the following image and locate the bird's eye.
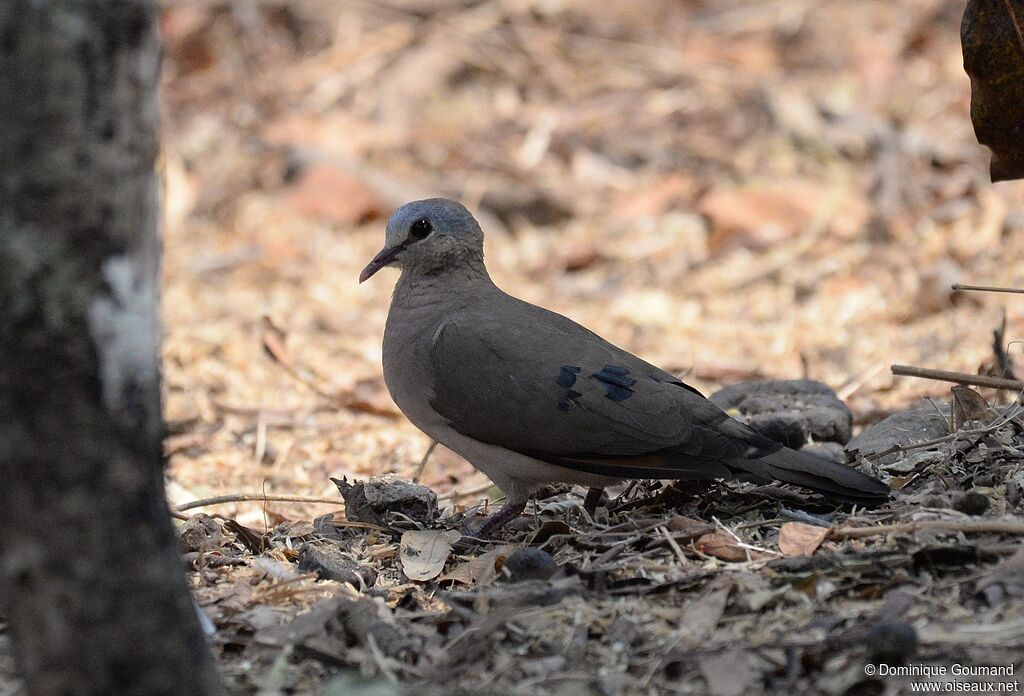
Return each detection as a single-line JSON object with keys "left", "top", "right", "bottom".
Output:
{"left": 409, "top": 218, "right": 433, "bottom": 240}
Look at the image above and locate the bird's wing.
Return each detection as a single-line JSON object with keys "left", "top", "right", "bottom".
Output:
{"left": 426, "top": 295, "right": 890, "bottom": 502}
{"left": 426, "top": 296, "right": 744, "bottom": 479}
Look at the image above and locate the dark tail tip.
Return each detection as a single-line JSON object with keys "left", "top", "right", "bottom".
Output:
{"left": 738, "top": 447, "right": 890, "bottom": 504}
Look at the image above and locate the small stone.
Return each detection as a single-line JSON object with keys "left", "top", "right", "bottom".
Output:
{"left": 503, "top": 548, "right": 557, "bottom": 582}
{"left": 331, "top": 475, "right": 437, "bottom": 527}
{"left": 178, "top": 513, "right": 224, "bottom": 552}
{"left": 709, "top": 379, "right": 853, "bottom": 447}
{"left": 864, "top": 620, "right": 918, "bottom": 665}
{"left": 953, "top": 491, "right": 990, "bottom": 516}
{"left": 846, "top": 407, "right": 950, "bottom": 465}
{"left": 297, "top": 543, "right": 377, "bottom": 588}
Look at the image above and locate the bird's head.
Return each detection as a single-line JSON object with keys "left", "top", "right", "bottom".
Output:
{"left": 359, "top": 198, "right": 485, "bottom": 283}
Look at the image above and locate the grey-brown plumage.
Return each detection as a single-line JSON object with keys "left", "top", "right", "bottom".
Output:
{"left": 361, "top": 198, "right": 889, "bottom": 535}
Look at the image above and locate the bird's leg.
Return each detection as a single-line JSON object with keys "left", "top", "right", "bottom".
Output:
{"left": 583, "top": 487, "right": 604, "bottom": 517}
{"left": 468, "top": 500, "right": 527, "bottom": 538}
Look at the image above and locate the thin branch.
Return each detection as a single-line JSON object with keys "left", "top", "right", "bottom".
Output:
{"left": 951, "top": 283, "right": 1024, "bottom": 295}
{"left": 413, "top": 439, "right": 439, "bottom": 483}
{"left": 830, "top": 518, "right": 1024, "bottom": 540}
{"left": 891, "top": 364, "right": 1024, "bottom": 392}
{"left": 861, "top": 400, "right": 1023, "bottom": 461}
{"left": 437, "top": 479, "right": 495, "bottom": 501}
{"left": 861, "top": 432, "right": 956, "bottom": 461}
{"left": 175, "top": 493, "right": 343, "bottom": 512}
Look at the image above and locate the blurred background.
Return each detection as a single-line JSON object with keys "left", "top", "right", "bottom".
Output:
{"left": 158, "top": 0, "right": 1024, "bottom": 524}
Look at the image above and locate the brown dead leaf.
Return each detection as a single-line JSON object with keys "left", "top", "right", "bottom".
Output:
{"left": 778, "top": 522, "right": 831, "bottom": 557}
{"left": 667, "top": 515, "right": 714, "bottom": 534}
{"left": 888, "top": 475, "right": 918, "bottom": 491}
{"left": 260, "top": 316, "right": 295, "bottom": 372}
{"left": 696, "top": 530, "right": 773, "bottom": 562}
{"left": 700, "top": 179, "right": 868, "bottom": 254}
{"left": 530, "top": 520, "right": 572, "bottom": 546}
{"left": 339, "top": 378, "right": 401, "bottom": 418}
{"left": 611, "top": 173, "right": 694, "bottom": 219}
{"left": 399, "top": 529, "right": 461, "bottom": 582}
{"left": 440, "top": 545, "right": 519, "bottom": 586}
{"left": 283, "top": 162, "right": 386, "bottom": 225}
{"left": 561, "top": 243, "right": 602, "bottom": 272}
{"left": 951, "top": 385, "right": 994, "bottom": 430}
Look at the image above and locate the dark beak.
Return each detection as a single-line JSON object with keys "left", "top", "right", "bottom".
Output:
{"left": 359, "top": 244, "right": 404, "bottom": 283}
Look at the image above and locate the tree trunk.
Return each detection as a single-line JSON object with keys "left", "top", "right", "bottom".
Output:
{"left": 0, "top": 3, "right": 222, "bottom": 695}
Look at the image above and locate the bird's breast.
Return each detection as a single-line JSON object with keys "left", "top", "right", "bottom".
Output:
{"left": 382, "top": 302, "right": 446, "bottom": 432}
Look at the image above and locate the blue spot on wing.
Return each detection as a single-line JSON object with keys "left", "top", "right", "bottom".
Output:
{"left": 592, "top": 365, "right": 636, "bottom": 401}
{"left": 557, "top": 365, "right": 581, "bottom": 388}
{"left": 602, "top": 384, "right": 634, "bottom": 401}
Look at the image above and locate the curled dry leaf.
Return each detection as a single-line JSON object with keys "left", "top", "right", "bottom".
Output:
{"left": 440, "top": 545, "right": 519, "bottom": 585}
{"left": 399, "top": 529, "right": 461, "bottom": 582}
{"left": 778, "top": 522, "right": 831, "bottom": 557}
{"left": 696, "top": 530, "right": 773, "bottom": 562}
{"left": 951, "top": 385, "right": 994, "bottom": 430}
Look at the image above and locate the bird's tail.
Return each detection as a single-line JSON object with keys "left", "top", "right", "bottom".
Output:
{"left": 729, "top": 444, "right": 890, "bottom": 503}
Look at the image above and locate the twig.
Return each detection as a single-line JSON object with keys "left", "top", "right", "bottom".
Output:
{"left": 658, "top": 526, "right": 690, "bottom": 567}
{"left": 712, "top": 516, "right": 780, "bottom": 558}
{"left": 413, "top": 439, "right": 439, "bottom": 483}
{"left": 175, "top": 493, "right": 343, "bottom": 513}
{"left": 891, "top": 364, "right": 1024, "bottom": 392}
{"left": 951, "top": 283, "right": 1024, "bottom": 295}
{"left": 836, "top": 361, "right": 886, "bottom": 401}
{"left": 437, "top": 479, "right": 495, "bottom": 501}
{"left": 830, "top": 518, "right": 1024, "bottom": 540}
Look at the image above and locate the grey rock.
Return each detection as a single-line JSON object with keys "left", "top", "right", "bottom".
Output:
{"left": 297, "top": 542, "right": 377, "bottom": 588}
{"left": 332, "top": 474, "right": 437, "bottom": 527}
{"left": 709, "top": 379, "right": 853, "bottom": 447}
{"left": 178, "top": 513, "right": 224, "bottom": 552}
{"left": 502, "top": 548, "right": 558, "bottom": 582}
{"left": 845, "top": 407, "right": 949, "bottom": 466}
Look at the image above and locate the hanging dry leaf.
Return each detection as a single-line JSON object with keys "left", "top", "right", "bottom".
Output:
{"left": 696, "top": 530, "right": 773, "bottom": 562}
{"left": 962, "top": 0, "right": 1024, "bottom": 181}
{"left": 440, "top": 545, "right": 519, "bottom": 585}
{"left": 399, "top": 529, "right": 461, "bottom": 582}
{"left": 951, "top": 385, "right": 994, "bottom": 430}
{"left": 778, "top": 522, "right": 831, "bottom": 557}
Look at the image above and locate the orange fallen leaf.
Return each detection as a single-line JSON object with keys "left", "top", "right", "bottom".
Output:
{"left": 440, "top": 545, "right": 519, "bottom": 585}
{"left": 696, "top": 530, "right": 772, "bottom": 562}
{"left": 778, "top": 522, "right": 831, "bottom": 557}
{"left": 283, "top": 163, "right": 385, "bottom": 226}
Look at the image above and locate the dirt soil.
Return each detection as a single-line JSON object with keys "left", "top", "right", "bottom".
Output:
{"left": 5, "top": 1, "right": 1024, "bottom": 695}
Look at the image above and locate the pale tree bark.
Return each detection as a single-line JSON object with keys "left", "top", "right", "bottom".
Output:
{"left": 0, "top": 2, "right": 222, "bottom": 695}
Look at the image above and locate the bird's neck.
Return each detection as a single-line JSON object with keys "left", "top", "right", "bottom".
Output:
{"left": 392, "top": 259, "right": 495, "bottom": 309}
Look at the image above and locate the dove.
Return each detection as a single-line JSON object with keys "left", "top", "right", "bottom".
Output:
{"left": 361, "top": 198, "right": 889, "bottom": 536}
